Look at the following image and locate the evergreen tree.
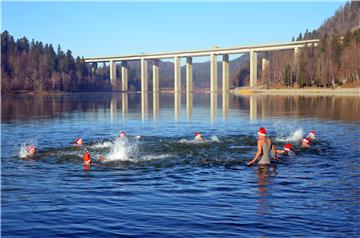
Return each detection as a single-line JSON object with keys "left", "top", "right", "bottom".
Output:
{"left": 283, "top": 64, "right": 292, "bottom": 86}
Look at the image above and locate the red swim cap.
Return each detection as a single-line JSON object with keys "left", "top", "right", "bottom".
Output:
{"left": 119, "top": 131, "right": 126, "bottom": 137}
{"left": 284, "top": 143, "right": 292, "bottom": 152}
{"left": 257, "top": 127, "right": 266, "bottom": 136}
{"left": 26, "top": 145, "right": 36, "bottom": 154}
{"left": 303, "top": 138, "right": 310, "bottom": 144}
{"left": 195, "top": 132, "right": 201, "bottom": 136}
{"left": 83, "top": 150, "right": 91, "bottom": 164}
{"left": 75, "top": 138, "right": 83, "bottom": 146}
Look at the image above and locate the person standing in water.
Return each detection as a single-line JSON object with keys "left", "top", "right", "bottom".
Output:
{"left": 247, "top": 127, "right": 279, "bottom": 166}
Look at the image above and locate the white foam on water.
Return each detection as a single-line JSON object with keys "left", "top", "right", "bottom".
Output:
{"left": 19, "top": 143, "right": 29, "bottom": 159}
{"left": 90, "top": 141, "right": 113, "bottom": 149}
{"left": 211, "top": 135, "right": 220, "bottom": 142}
{"left": 276, "top": 128, "right": 304, "bottom": 142}
{"left": 104, "top": 137, "right": 137, "bottom": 162}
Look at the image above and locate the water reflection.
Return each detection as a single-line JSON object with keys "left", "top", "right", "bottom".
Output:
{"left": 141, "top": 92, "right": 148, "bottom": 120}
{"left": 186, "top": 93, "right": 193, "bottom": 119}
{"left": 249, "top": 95, "right": 257, "bottom": 121}
{"left": 222, "top": 92, "right": 229, "bottom": 120}
{"left": 174, "top": 92, "right": 181, "bottom": 121}
{"left": 122, "top": 93, "right": 128, "bottom": 116}
{"left": 153, "top": 92, "right": 159, "bottom": 120}
{"left": 1, "top": 93, "right": 359, "bottom": 123}
{"left": 210, "top": 93, "right": 217, "bottom": 122}
{"left": 256, "top": 165, "right": 277, "bottom": 215}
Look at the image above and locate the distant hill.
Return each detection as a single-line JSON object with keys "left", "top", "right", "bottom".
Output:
{"left": 123, "top": 54, "right": 250, "bottom": 91}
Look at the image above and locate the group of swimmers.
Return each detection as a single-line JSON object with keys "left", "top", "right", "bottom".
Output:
{"left": 22, "top": 128, "right": 316, "bottom": 167}
{"left": 247, "top": 127, "right": 316, "bottom": 166}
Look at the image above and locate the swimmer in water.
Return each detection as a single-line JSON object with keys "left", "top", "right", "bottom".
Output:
{"left": 276, "top": 143, "right": 294, "bottom": 158}
{"left": 308, "top": 131, "right": 316, "bottom": 141}
{"left": 83, "top": 149, "right": 91, "bottom": 165}
{"left": 301, "top": 137, "right": 311, "bottom": 148}
{"left": 247, "top": 127, "right": 279, "bottom": 166}
{"left": 194, "top": 132, "right": 203, "bottom": 141}
{"left": 74, "top": 138, "right": 83, "bottom": 147}
{"left": 26, "top": 144, "right": 37, "bottom": 157}
{"left": 119, "top": 131, "right": 126, "bottom": 138}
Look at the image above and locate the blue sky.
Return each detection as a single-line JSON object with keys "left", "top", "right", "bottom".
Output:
{"left": 2, "top": 1, "right": 345, "bottom": 60}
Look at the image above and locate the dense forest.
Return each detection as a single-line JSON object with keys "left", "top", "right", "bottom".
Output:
{"left": 260, "top": 0, "right": 360, "bottom": 88}
{"left": 1, "top": 1, "right": 359, "bottom": 93}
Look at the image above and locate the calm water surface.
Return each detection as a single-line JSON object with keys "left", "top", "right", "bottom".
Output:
{"left": 2, "top": 93, "right": 360, "bottom": 237}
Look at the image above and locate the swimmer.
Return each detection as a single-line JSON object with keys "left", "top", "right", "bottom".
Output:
{"left": 194, "top": 132, "right": 203, "bottom": 141}
{"left": 26, "top": 144, "right": 37, "bottom": 157}
{"left": 119, "top": 131, "right": 126, "bottom": 138}
{"left": 83, "top": 149, "right": 91, "bottom": 165}
{"left": 301, "top": 137, "right": 311, "bottom": 148}
{"left": 74, "top": 138, "right": 83, "bottom": 147}
{"left": 308, "top": 131, "right": 316, "bottom": 140}
{"left": 247, "top": 127, "right": 279, "bottom": 166}
{"left": 276, "top": 143, "right": 293, "bottom": 157}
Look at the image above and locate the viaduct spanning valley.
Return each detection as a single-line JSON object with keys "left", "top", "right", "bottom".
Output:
{"left": 84, "top": 39, "right": 319, "bottom": 92}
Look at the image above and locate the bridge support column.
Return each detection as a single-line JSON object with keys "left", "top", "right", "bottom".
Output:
{"left": 222, "top": 54, "right": 229, "bottom": 92}
{"left": 261, "top": 58, "right": 269, "bottom": 83}
{"left": 121, "top": 61, "right": 128, "bottom": 91}
{"left": 110, "top": 60, "right": 117, "bottom": 88}
{"left": 186, "top": 57, "right": 193, "bottom": 92}
{"left": 153, "top": 60, "right": 159, "bottom": 92}
{"left": 294, "top": 47, "right": 299, "bottom": 65}
{"left": 210, "top": 53, "right": 217, "bottom": 92}
{"left": 250, "top": 50, "right": 257, "bottom": 87}
{"left": 141, "top": 58, "right": 148, "bottom": 92}
{"left": 174, "top": 56, "right": 181, "bottom": 92}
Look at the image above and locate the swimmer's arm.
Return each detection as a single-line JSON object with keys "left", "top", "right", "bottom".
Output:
{"left": 276, "top": 149, "right": 285, "bottom": 155}
{"left": 247, "top": 141, "right": 262, "bottom": 166}
{"left": 272, "top": 145, "right": 280, "bottom": 160}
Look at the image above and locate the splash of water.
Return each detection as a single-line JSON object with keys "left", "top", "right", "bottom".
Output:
{"left": 275, "top": 128, "right": 304, "bottom": 142}
{"left": 90, "top": 141, "right": 113, "bottom": 149}
{"left": 19, "top": 143, "right": 30, "bottom": 159}
{"left": 104, "top": 137, "right": 138, "bottom": 162}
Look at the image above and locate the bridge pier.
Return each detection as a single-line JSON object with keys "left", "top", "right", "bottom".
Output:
{"left": 222, "top": 54, "right": 229, "bottom": 92}
{"left": 121, "top": 61, "right": 128, "bottom": 91}
{"left": 261, "top": 58, "right": 269, "bottom": 83}
{"left": 153, "top": 60, "right": 159, "bottom": 92}
{"left": 210, "top": 53, "right": 217, "bottom": 92}
{"left": 250, "top": 50, "right": 257, "bottom": 87}
{"left": 294, "top": 47, "right": 299, "bottom": 65}
{"left": 174, "top": 56, "right": 181, "bottom": 92}
{"left": 186, "top": 57, "right": 193, "bottom": 92}
{"left": 110, "top": 60, "right": 117, "bottom": 88}
{"left": 141, "top": 58, "right": 148, "bottom": 92}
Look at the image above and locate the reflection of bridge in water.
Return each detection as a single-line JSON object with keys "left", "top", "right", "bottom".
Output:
{"left": 110, "top": 92, "right": 258, "bottom": 122}
{"left": 109, "top": 92, "right": 360, "bottom": 123}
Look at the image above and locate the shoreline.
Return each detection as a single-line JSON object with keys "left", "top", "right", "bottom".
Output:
{"left": 230, "top": 87, "right": 360, "bottom": 96}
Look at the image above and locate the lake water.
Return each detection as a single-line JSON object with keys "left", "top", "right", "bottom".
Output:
{"left": 1, "top": 93, "right": 360, "bottom": 237}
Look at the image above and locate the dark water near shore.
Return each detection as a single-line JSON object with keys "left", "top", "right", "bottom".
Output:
{"left": 2, "top": 93, "right": 360, "bottom": 237}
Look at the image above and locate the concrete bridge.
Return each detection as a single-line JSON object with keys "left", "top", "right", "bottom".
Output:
{"left": 84, "top": 39, "right": 319, "bottom": 92}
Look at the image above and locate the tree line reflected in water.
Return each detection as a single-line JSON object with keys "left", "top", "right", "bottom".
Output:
{"left": 2, "top": 93, "right": 359, "bottom": 122}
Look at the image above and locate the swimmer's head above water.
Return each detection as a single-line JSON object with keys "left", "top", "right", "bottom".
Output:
{"left": 309, "top": 131, "right": 316, "bottom": 140}
{"left": 257, "top": 127, "right": 267, "bottom": 139}
{"left": 83, "top": 150, "right": 91, "bottom": 165}
{"left": 26, "top": 145, "right": 36, "bottom": 156}
{"left": 302, "top": 137, "right": 311, "bottom": 148}
{"left": 194, "top": 132, "right": 202, "bottom": 141}
{"left": 119, "top": 131, "right": 126, "bottom": 138}
{"left": 284, "top": 143, "right": 292, "bottom": 152}
{"left": 74, "top": 138, "right": 83, "bottom": 147}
